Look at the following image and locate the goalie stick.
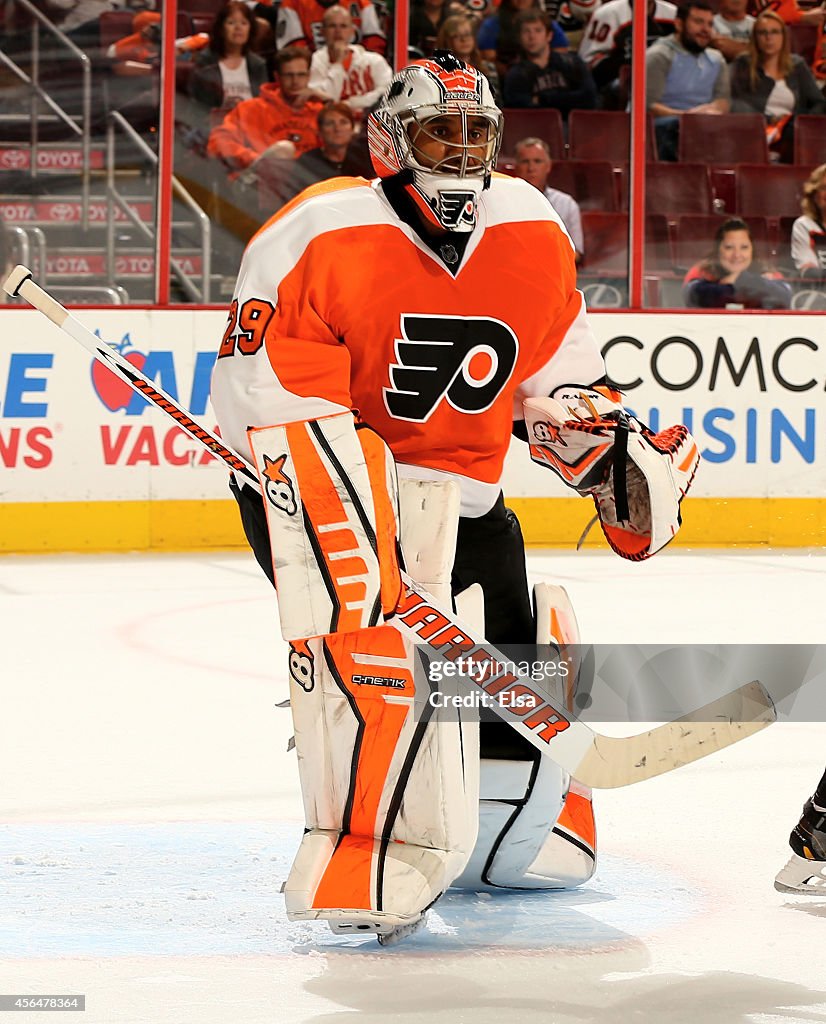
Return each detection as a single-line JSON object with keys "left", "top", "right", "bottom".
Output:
{"left": 2, "top": 264, "right": 776, "bottom": 789}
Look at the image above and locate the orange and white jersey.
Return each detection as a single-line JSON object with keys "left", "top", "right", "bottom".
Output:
{"left": 277, "top": 0, "right": 386, "bottom": 52}
{"left": 210, "top": 174, "right": 605, "bottom": 517}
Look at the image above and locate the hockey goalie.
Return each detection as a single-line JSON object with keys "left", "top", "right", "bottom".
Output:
{"left": 210, "top": 52, "right": 700, "bottom": 944}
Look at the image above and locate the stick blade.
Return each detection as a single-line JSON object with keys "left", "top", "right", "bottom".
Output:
{"left": 3, "top": 264, "right": 33, "bottom": 297}
{"left": 574, "top": 680, "right": 776, "bottom": 789}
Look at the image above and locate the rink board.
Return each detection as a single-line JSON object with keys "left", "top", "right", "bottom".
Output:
{"left": 1, "top": 307, "right": 824, "bottom": 552}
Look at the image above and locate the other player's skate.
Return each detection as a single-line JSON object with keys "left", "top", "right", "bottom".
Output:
{"left": 774, "top": 798, "right": 826, "bottom": 895}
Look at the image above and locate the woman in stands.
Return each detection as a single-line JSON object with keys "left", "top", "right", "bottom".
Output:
{"left": 683, "top": 217, "right": 791, "bottom": 308}
{"left": 791, "top": 164, "right": 826, "bottom": 283}
{"left": 436, "top": 14, "right": 501, "bottom": 98}
{"left": 190, "top": 2, "right": 268, "bottom": 115}
{"left": 730, "top": 11, "right": 826, "bottom": 163}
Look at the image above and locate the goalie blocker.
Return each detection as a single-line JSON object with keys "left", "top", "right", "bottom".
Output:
{"left": 524, "top": 385, "right": 700, "bottom": 560}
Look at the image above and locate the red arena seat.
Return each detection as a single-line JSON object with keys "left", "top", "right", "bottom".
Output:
{"left": 736, "top": 164, "right": 807, "bottom": 221}
{"left": 794, "top": 116, "right": 826, "bottom": 168}
{"left": 548, "top": 160, "right": 618, "bottom": 211}
{"left": 500, "top": 108, "right": 566, "bottom": 160}
{"left": 678, "top": 112, "right": 769, "bottom": 165}
{"left": 635, "top": 163, "right": 713, "bottom": 217}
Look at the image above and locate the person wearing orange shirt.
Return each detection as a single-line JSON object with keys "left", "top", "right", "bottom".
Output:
{"left": 211, "top": 52, "right": 698, "bottom": 944}
{"left": 749, "top": 0, "right": 825, "bottom": 27}
{"left": 207, "top": 47, "right": 324, "bottom": 172}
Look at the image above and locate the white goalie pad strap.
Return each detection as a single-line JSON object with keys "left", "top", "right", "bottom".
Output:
{"left": 398, "top": 478, "right": 460, "bottom": 606}
{"left": 248, "top": 411, "right": 402, "bottom": 640}
{"left": 524, "top": 388, "right": 700, "bottom": 561}
{"left": 284, "top": 624, "right": 479, "bottom": 922}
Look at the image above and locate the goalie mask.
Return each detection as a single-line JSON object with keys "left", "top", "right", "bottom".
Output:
{"left": 367, "top": 51, "right": 503, "bottom": 233}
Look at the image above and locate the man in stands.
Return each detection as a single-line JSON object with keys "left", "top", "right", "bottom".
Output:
{"left": 208, "top": 47, "right": 324, "bottom": 174}
{"left": 514, "top": 136, "right": 584, "bottom": 264}
{"left": 711, "top": 0, "right": 754, "bottom": 61}
{"left": 287, "top": 101, "right": 373, "bottom": 198}
{"left": 276, "top": 0, "right": 386, "bottom": 53}
{"left": 646, "top": 0, "right": 730, "bottom": 160}
{"left": 308, "top": 6, "right": 393, "bottom": 116}
{"left": 579, "top": 0, "right": 676, "bottom": 107}
{"left": 503, "top": 10, "right": 598, "bottom": 115}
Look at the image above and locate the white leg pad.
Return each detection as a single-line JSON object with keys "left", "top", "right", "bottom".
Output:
{"left": 284, "top": 478, "right": 480, "bottom": 930}
{"left": 452, "top": 582, "right": 597, "bottom": 890}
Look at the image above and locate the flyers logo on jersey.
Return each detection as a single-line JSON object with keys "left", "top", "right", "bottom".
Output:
{"left": 384, "top": 314, "right": 518, "bottom": 422}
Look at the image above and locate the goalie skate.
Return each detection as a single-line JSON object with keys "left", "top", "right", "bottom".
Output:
{"left": 774, "top": 798, "right": 826, "bottom": 895}
{"left": 327, "top": 911, "right": 427, "bottom": 945}
{"left": 774, "top": 854, "right": 826, "bottom": 896}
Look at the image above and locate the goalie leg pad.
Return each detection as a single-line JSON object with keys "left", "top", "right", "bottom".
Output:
{"left": 248, "top": 412, "right": 402, "bottom": 641}
{"left": 451, "top": 760, "right": 596, "bottom": 890}
{"left": 452, "top": 581, "right": 596, "bottom": 890}
{"left": 284, "top": 623, "right": 480, "bottom": 927}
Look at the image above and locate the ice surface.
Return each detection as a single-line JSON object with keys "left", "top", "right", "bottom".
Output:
{"left": 1, "top": 549, "right": 825, "bottom": 1023}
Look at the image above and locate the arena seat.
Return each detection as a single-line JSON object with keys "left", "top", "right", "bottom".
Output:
{"left": 567, "top": 110, "right": 656, "bottom": 163}
{"left": 548, "top": 160, "right": 618, "bottom": 211}
{"left": 678, "top": 112, "right": 769, "bottom": 165}
{"left": 793, "top": 115, "right": 826, "bottom": 167}
{"left": 500, "top": 108, "right": 566, "bottom": 159}
{"left": 789, "top": 22, "right": 818, "bottom": 63}
{"left": 621, "top": 163, "right": 713, "bottom": 217}
{"left": 736, "top": 164, "right": 806, "bottom": 220}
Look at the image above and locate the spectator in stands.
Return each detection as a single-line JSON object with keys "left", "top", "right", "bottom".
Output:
{"left": 711, "top": 0, "right": 754, "bottom": 61}
{"left": 791, "top": 163, "right": 826, "bottom": 281}
{"left": 278, "top": 0, "right": 386, "bottom": 53}
{"left": 410, "top": 0, "right": 450, "bottom": 55}
{"left": 748, "top": 0, "right": 826, "bottom": 30}
{"left": 106, "top": 13, "right": 208, "bottom": 76}
{"left": 647, "top": 1, "right": 731, "bottom": 160}
{"left": 731, "top": 12, "right": 826, "bottom": 161}
{"left": 478, "top": 0, "right": 568, "bottom": 78}
{"left": 436, "top": 14, "right": 501, "bottom": 98}
{"left": 579, "top": 0, "right": 676, "bottom": 108}
{"left": 683, "top": 216, "right": 791, "bottom": 307}
{"left": 287, "top": 102, "right": 373, "bottom": 196}
{"left": 189, "top": 2, "right": 268, "bottom": 115}
{"left": 514, "top": 136, "right": 584, "bottom": 262}
{"left": 503, "top": 11, "right": 597, "bottom": 114}
{"left": 308, "top": 6, "right": 393, "bottom": 115}
{"left": 207, "top": 48, "right": 324, "bottom": 174}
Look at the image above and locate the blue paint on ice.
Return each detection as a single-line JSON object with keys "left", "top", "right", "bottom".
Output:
{"left": 1, "top": 823, "right": 700, "bottom": 957}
